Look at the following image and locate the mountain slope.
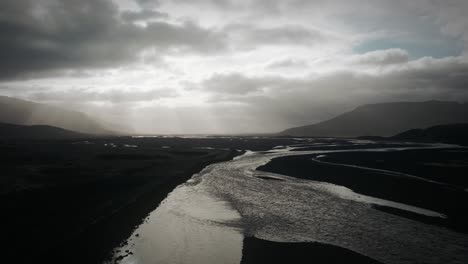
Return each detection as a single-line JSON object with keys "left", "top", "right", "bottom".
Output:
{"left": 0, "top": 123, "right": 89, "bottom": 140}
{"left": 0, "top": 96, "right": 114, "bottom": 134}
{"left": 391, "top": 123, "right": 468, "bottom": 145}
{"left": 281, "top": 101, "right": 468, "bottom": 137}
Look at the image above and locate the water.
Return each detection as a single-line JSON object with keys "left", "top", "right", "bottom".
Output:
{"left": 108, "top": 143, "right": 468, "bottom": 264}
{"left": 108, "top": 178, "right": 243, "bottom": 264}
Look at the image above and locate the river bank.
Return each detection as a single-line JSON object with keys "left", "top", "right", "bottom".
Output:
{"left": 3, "top": 137, "right": 267, "bottom": 263}
{"left": 108, "top": 140, "right": 468, "bottom": 264}
{"left": 258, "top": 147, "right": 468, "bottom": 233}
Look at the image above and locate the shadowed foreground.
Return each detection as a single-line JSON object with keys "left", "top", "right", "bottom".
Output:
{"left": 258, "top": 148, "right": 468, "bottom": 233}
{"left": 241, "top": 237, "right": 382, "bottom": 264}
{"left": 2, "top": 136, "right": 306, "bottom": 264}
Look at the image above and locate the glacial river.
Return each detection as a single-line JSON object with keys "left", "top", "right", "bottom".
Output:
{"left": 108, "top": 143, "right": 468, "bottom": 264}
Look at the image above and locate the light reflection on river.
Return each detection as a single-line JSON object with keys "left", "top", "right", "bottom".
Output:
{"left": 108, "top": 142, "right": 468, "bottom": 264}
{"left": 109, "top": 181, "right": 243, "bottom": 264}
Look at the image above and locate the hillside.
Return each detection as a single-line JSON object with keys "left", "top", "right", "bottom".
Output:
{"left": 281, "top": 101, "right": 468, "bottom": 137}
{"left": 0, "top": 123, "right": 89, "bottom": 140}
{"left": 0, "top": 96, "right": 114, "bottom": 134}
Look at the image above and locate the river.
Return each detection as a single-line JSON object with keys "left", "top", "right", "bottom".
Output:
{"left": 107, "top": 141, "right": 468, "bottom": 264}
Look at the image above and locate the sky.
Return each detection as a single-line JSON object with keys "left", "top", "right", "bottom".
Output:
{"left": 1, "top": 0, "right": 468, "bottom": 134}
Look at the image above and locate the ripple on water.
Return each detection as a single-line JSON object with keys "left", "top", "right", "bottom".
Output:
{"left": 109, "top": 146, "right": 468, "bottom": 264}
{"left": 108, "top": 178, "right": 243, "bottom": 264}
{"left": 200, "top": 150, "right": 468, "bottom": 264}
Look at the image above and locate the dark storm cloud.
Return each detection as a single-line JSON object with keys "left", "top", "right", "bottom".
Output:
{"left": 226, "top": 24, "right": 327, "bottom": 48}
{"left": 266, "top": 58, "right": 308, "bottom": 69}
{"left": 135, "top": 0, "right": 161, "bottom": 8}
{"left": 120, "top": 10, "right": 169, "bottom": 22}
{"left": 27, "top": 87, "right": 177, "bottom": 103}
{"left": 208, "top": 57, "right": 468, "bottom": 99}
{"left": 200, "top": 56, "right": 468, "bottom": 127}
{"left": 351, "top": 49, "right": 409, "bottom": 65}
{"left": 165, "top": 0, "right": 468, "bottom": 54}
{"left": 167, "top": 0, "right": 288, "bottom": 13}
{"left": 0, "top": 0, "right": 227, "bottom": 80}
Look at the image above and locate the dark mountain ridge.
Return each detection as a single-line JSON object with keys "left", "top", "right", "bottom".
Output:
{"left": 281, "top": 100, "right": 468, "bottom": 137}
{"left": 0, "top": 96, "right": 115, "bottom": 135}
{"left": 0, "top": 122, "right": 89, "bottom": 140}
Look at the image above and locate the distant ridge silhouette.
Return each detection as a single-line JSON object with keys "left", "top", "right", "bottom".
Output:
{"left": 0, "top": 96, "right": 116, "bottom": 135}
{"left": 281, "top": 101, "right": 468, "bottom": 137}
{"left": 0, "top": 122, "right": 89, "bottom": 140}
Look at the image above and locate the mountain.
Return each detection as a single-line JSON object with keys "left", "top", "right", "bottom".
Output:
{"left": 0, "top": 96, "right": 115, "bottom": 135}
{"left": 0, "top": 123, "right": 89, "bottom": 140}
{"left": 391, "top": 123, "right": 468, "bottom": 145}
{"left": 280, "top": 101, "right": 468, "bottom": 137}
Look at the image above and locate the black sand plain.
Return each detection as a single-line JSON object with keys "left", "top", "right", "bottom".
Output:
{"left": 241, "top": 237, "right": 382, "bottom": 264}
{"left": 258, "top": 147, "right": 468, "bottom": 233}
{"left": 3, "top": 136, "right": 468, "bottom": 263}
{"left": 2, "top": 136, "right": 308, "bottom": 263}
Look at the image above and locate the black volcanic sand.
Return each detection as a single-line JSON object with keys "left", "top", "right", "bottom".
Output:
{"left": 318, "top": 148, "right": 468, "bottom": 188}
{"left": 1, "top": 136, "right": 314, "bottom": 264}
{"left": 258, "top": 148, "right": 468, "bottom": 233}
{"left": 290, "top": 141, "right": 424, "bottom": 151}
{"left": 241, "top": 237, "right": 382, "bottom": 264}
{"left": 5, "top": 136, "right": 463, "bottom": 263}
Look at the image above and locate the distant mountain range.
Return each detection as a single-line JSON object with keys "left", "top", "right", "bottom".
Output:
{"left": 2, "top": 96, "right": 468, "bottom": 142}
{"left": 281, "top": 101, "right": 468, "bottom": 137}
{"left": 0, "top": 96, "right": 116, "bottom": 135}
{"left": 0, "top": 123, "right": 89, "bottom": 140}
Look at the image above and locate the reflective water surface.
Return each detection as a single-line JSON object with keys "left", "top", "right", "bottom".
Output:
{"left": 108, "top": 142, "right": 468, "bottom": 264}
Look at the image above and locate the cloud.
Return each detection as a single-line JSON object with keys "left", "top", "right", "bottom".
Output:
{"left": 196, "top": 55, "right": 468, "bottom": 129}
{"left": 225, "top": 24, "right": 327, "bottom": 49}
{"left": 0, "top": 0, "right": 227, "bottom": 79}
{"left": 135, "top": 0, "right": 161, "bottom": 8}
{"left": 26, "top": 88, "right": 177, "bottom": 103}
{"left": 350, "top": 49, "right": 409, "bottom": 65}
{"left": 1, "top": 0, "right": 468, "bottom": 134}
{"left": 422, "top": 0, "right": 468, "bottom": 47}
{"left": 12, "top": 54, "right": 467, "bottom": 134}
{"left": 163, "top": 0, "right": 468, "bottom": 54}
{"left": 201, "top": 73, "right": 279, "bottom": 95}
{"left": 266, "top": 58, "right": 308, "bottom": 69}
{"left": 120, "top": 9, "right": 169, "bottom": 22}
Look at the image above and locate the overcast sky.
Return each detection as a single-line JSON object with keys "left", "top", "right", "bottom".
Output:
{"left": 1, "top": 0, "right": 468, "bottom": 134}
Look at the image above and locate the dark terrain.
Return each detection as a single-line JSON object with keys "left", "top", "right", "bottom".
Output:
{"left": 392, "top": 123, "right": 468, "bottom": 145}
{"left": 0, "top": 122, "right": 90, "bottom": 140}
{"left": 241, "top": 237, "right": 382, "bottom": 264}
{"left": 258, "top": 147, "right": 468, "bottom": 233}
{"left": 3, "top": 130, "right": 468, "bottom": 263}
{"left": 281, "top": 101, "right": 468, "bottom": 137}
{"left": 2, "top": 136, "right": 305, "bottom": 263}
